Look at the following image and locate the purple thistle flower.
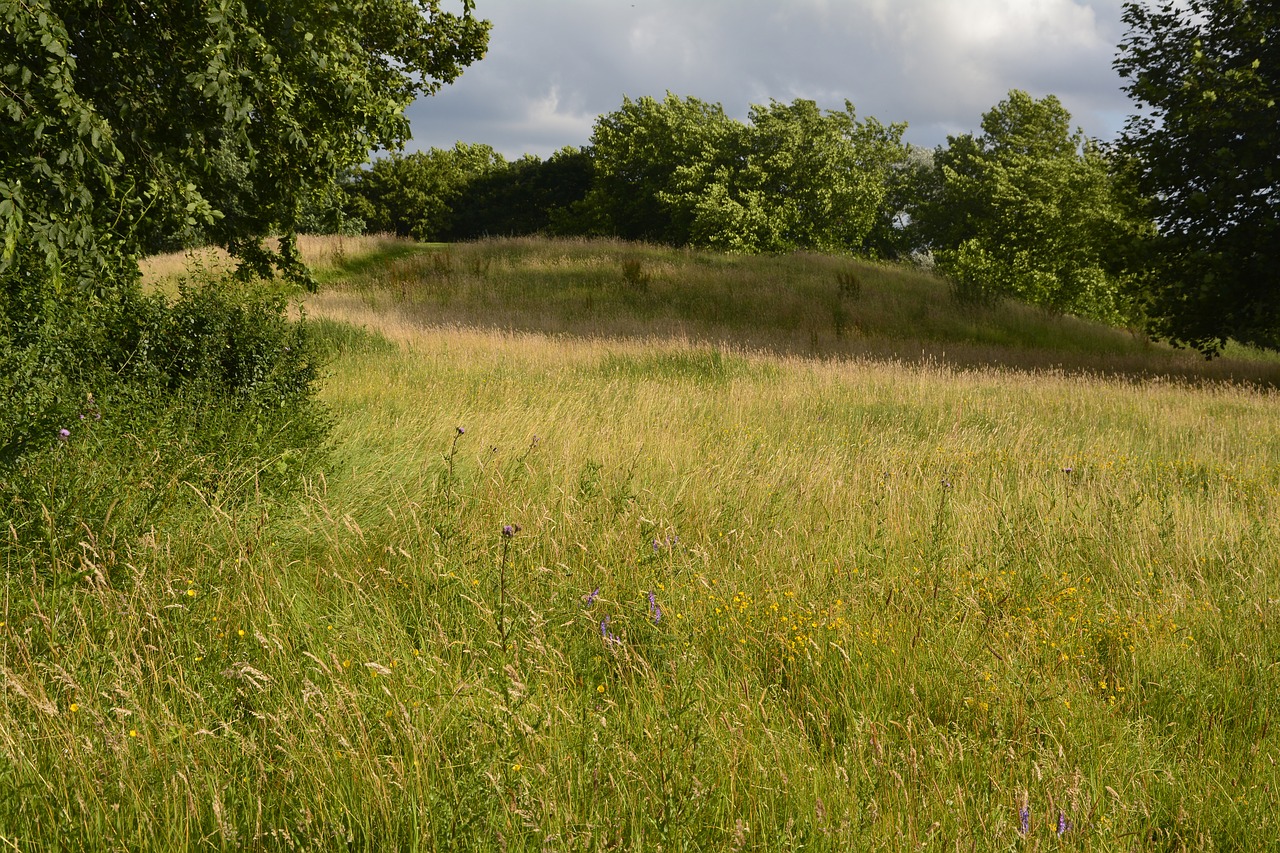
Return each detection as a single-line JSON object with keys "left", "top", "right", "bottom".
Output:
{"left": 584, "top": 587, "right": 600, "bottom": 607}
{"left": 456, "top": 426, "right": 466, "bottom": 435}
{"left": 1019, "top": 806, "right": 1030, "bottom": 836}
{"left": 502, "top": 523, "right": 520, "bottom": 538}
{"left": 648, "top": 590, "right": 662, "bottom": 623}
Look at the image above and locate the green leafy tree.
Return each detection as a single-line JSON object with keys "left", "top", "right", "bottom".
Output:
{"left": 687, "top": 99, "right": 907, "bottom": 254}
{"left": 1, "top": 0, "right": 490, "bottom": 292}
{"left": 345, "top": 143, "right": 506, "bottom": 240}
{"left": 910, "top": 91, "right": 1150, "bottom": 322}
{"left": 445, "top": 147, "right": 595, "bottom": 240}
{"left": 583, "top": 93, "right": 746, "bottom": 245}
{"left": 1115, "top": 0, "right": 1280, "bottom": 354}
{"left": 585, "top": 94, "right": 908, "bottom": 254}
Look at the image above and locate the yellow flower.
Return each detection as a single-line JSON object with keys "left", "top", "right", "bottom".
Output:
{"left": 597, "top": 684, "right": 605, "bottom": 694}
{"left": 186, "top": 588, "right": 196, "bottom": 597}
{"left": 237, "top": 629, "right": 246, "bottom": 638}
{"left": 512, "top": 763, "right": 522, "bottom": 772}
{"left": 69, "top": 703, "right": 79, "bottom": 713}
{"left": 129, "top": 729, "right": 139, "bottom": 738}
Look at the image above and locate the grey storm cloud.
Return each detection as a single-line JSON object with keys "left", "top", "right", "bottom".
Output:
{"left": 405, "top": 0, "right": 1134, "bottom": 159}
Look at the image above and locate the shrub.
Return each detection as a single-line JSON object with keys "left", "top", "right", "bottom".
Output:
{"left": 0, "top": 274, "right": 330, "bottom": 578}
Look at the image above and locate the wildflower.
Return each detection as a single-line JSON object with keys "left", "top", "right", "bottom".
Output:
{"left": 584, "top": 587, "right": 600, "bottom": 607}
{"left": 456, "top": 426, "right": 466, "bottom": 435}
{"left": 1057, "top": 812, "right": 1070, "bottom": 835}
{"left": 1019, "top": 805, "right": 1029, "bottom": 835}
{"left": 512, "top": 763, "right": 522, "bottom": 772}
{"left": 648, "top": 591, "right": 662, "bottom": 623}
{"left": 57, "top": 428, "right": 70, "bottom": 441}
{"left": 600, "top": 615, "right": 620, "bottom": 644}
{"left": 69, "top": 703, "right": 79, "bottom": 713}
{"left": 597, "top": 684, "right": 605, "bottom": 694}
{"left": 129, "top": 729, "right": 139, "bottom": 738}
{"left": 652, "top": 539, "right": 661, "bottom": 552}
{"left": 502, "top": 523, "right": 520, "bottom": 538}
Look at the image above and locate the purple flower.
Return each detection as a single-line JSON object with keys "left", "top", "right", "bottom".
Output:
{"left": 1057, "top": 812, "right": 1069, "bottom": 835}
{"left": 502, "top": 523, "right": 520, "bottom": 538}
{"left": 456, "top": 426, "right": 466, "bottom": 435}
{"left": 1019, "top": 806, "right": 1029, "bottom": 836}
{"left": 648, "top": 591, "right": 662, "bottom": 623}
{"left": 57, "top": 429, "right": 70, "bottom": 441}
{"left": 584, "top": 587, "right": 600, "bottom": 607}
{"left": 600, "top": 615, "right": 620, "bottom": 644}
{"left": 652, "top": 539, "right": 661, "bottom": 552}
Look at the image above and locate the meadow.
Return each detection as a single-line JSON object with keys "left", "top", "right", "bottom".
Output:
{"left": 3, "top": 236, "right": 1278, "bottom": 850}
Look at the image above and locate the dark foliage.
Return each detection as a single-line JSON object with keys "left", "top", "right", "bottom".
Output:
{"left": 1116, "top": 0, "right": 1280, "bottom": 354}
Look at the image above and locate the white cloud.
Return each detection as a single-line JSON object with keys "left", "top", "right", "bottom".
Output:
{"left": 404, "top": 0, "right": 1134, "bottom": 158}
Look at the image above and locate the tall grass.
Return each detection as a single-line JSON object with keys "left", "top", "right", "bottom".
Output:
{"left": 139, "top": 233, "right": 418, "bottom": 294}
{"left": 313, "top": 236, "right": 1280, "bottom": 386}
{"left": 3, "top": 239, "right": 1278, "bottom": 850}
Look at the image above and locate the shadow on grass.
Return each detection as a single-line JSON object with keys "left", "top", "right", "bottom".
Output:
{"left": 312, "top": 240, "right": 439, "bottom": 284}
{"left": 314, "top": 237, "right": 1280, "bottom": 390}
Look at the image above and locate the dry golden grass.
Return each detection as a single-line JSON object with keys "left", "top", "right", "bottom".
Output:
{"left": 307, "top": 236, "right": 1280, "bottom": 388}
{"left": 138, "top": 233, "right": 414, "bottom": 292}
{"left": 7, "top": 237, "right": 1276, "bottom": 849}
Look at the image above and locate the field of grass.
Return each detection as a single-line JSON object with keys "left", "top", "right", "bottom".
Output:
{"left": 4, "top": 238, "right": 1279, "bottom": 850}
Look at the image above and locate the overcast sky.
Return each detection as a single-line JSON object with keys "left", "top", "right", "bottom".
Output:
{"left": 405, "top": 0, "right": 1136, "bottom": 159}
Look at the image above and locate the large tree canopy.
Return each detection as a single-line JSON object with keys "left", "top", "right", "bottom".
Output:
{"left": 344, "top": 143, "right": 506, "bottom": 241}
{"left": 909, "top": 91, "right": 1150, "bottom": 323}
{"left": 685, "top": 99, "right": 907, "bottom": 255}
{"left": 582, "top": 93, "right": 908, "bottom": 254}
{"left": 1, "top": 0, "right": 490, "bottom": 293}
{"left": 583, "top": 93, "right": 745, "bottom": 246}
{"left": 1116, "top": 0, "right": 1280, "bottom": 354}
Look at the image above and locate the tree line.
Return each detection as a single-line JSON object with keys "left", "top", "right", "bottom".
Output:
{"left": 317, "top": 90, "right": 1151, "bottom": 328}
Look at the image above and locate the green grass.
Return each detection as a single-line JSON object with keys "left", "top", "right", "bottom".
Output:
{"left": 3, "top": 238, "right": 1279, "bottom": 850}
{"left": 312, "top": 236, "right": 1280, "bottom": 386}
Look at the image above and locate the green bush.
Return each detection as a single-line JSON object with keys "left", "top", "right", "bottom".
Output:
{"left": 0, "top": 276, "right": 330, "bottom": 578}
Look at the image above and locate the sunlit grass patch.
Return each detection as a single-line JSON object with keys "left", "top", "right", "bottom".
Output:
{"left": 139, "top": 233, "right": 416, "bottom": 294}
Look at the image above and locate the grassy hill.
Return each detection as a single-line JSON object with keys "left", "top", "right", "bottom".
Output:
{"left": 303, "top": 235, "right": 1280, "bottom": 385}
{"left": 6, "top": 237, "right": 1279, "bottom": 850}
